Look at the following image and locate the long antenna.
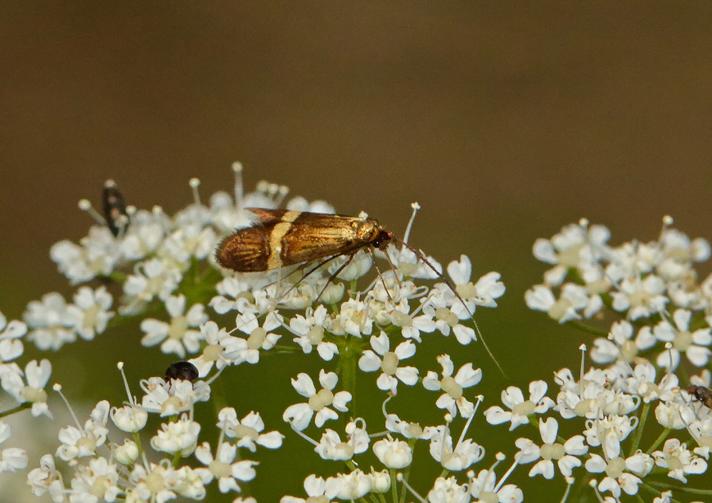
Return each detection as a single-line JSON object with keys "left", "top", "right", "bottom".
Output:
{"left": 393, "top": 237, "right": 507, "bottom": 378}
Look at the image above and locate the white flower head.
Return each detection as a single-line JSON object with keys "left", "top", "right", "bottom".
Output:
{"left": 150, "top": 414, "right": 201, "bottom": 456}
{"left": 225, "top": 311, "right": 283, "bottom": 365}
{"left": 314, "top": 420, "right": 369, "bottom": 461}
{"left": 140, "top": 295, "right": 207, "bottom": 358}
{"left": 358, "top": 332, "right": 418, "bottom": 392}
{"left": 0, "top": 421, "right": 27, "bottom": 473}
{"left": 468, "top": 457, "right": 523, "bottom": 503}
{"left": 485, "top": 380, "right": 554, "bottom": 431}
{"left": 610, "top": 275, "right": 668, "bottom": 320}
{"left": 289, "top": 305, "right": 338, "bottom": 361}
{"left": 217, "top": 407, "right": 283, "bottom": 452}
{"left": 654, "top": 309, "right": 712, "bottom": 369}
{"left": 57, "top": 400, "right": 110, "bottom": 462}
{"left": 652, "top": 438, "right": 708, "bottom": 483}
{"left": 427, "top": 476, "right": 470, "bottom": 503}
{"left": 1, "top": 359, "right": 52, "bottom": 417}
{"left": 428, "top": 424, "right": 485, "bottom": 472}
{"left": 283, "top": 370, "right": 352, "bottom": 431}
{"left": 373, "top": 437, "right": 413, "bottom": 469}
{"left": 27, "top": 454, "right": 64, "bottom": 501}
{"left": 189, "top": 321, "right": 241, "bottom": 377}
{"left": 590, "top": 320, "right": 656, "bottom": 365}
{"left": 24, "top": 293, "right": 76, "bottom": 350}
{"left": 423, "top": 354, "right": 482, "bottom": 418}
{"left": 66, "top": 286, "right": 114, "bottom": 340}
{"left": 280, "top": 474, "right": 330, "bottom": 503}
{"left": 140, "top": 376, "right": 210, "bottom": 417}
{"left": 585, "top": 451, "right": 653, "bottom": 498}
{"left": 194, "top": 441, "right": 257, "bottom": 493}
{"left": 515, "top": 417, "right": 588, "bottom": 479}
{"left": 0, "top": 312, "right": 26, "bottom": 362}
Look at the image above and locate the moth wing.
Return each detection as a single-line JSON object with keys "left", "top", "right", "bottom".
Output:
{"left": 215, "top": 225, "right": 271, "bottom": 272}
{"left": 280, "top": 214, "right": 362, "bottom": 265}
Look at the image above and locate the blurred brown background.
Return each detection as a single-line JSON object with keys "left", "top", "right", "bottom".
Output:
{"left": 1, "top": 2, "right": 712, "bottom": 500}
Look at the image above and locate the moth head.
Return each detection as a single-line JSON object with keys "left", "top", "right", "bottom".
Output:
{"left": 372, "top": 228, "right": 394, "bottom": 250}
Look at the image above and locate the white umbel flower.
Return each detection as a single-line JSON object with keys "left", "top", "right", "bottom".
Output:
{"left": 217, "top": 407, "right": 284, "bottom": 452}
{"left": 27, "top": 454, "right": 64, "bottom": 501}
{"left": 194, "top": 441, "right": 257, "bottom": 493}
{"left": 0, "top": 312, "right": 26, "bottom": 362}
{"left": 610, "top": 275, "right": 668, "bottom": 320}
{"left": 652, "top": 438, "right": 709, "bottom": 483}
{"left": 373, "top": 437, "right": 413, "bottom": 469}
{"left": 283, "top": 370, "right": 352, "bottom": 431}
{"left": 358, "top": 332, "right": 418, "bottom": 392}
{"left": 590, "top": 320, "right": 656, "bottom": 365}
{"left": 189, "top": 321, "right": 240, "bottom": 377}
{"left": 150, "top": 415, "right": 201, "bottom": 456}
{"left": 515, "top": 417, "right": 588, "bottom": 479}
{"left": 227, "top": 311, "right": 282, "bottom": 364}
{"left": 1, "top": 359, "right": 52, "bottom": 417}
{"left": 314, "top": 421, "right": 369, "bottom": 461}
{"left": 0, "top": 421, "right": 27, "bottom": 473}
{"left": 140, "top": 377, "right": 210, "bottom": 417}
{"left": 66, "top": 286, "right": 114, "bottom": 340}
{"left": 485, "top": 380, "right": 554, "bottom": 431}
{"left": 427, "top": 476, "right": 470, "bottom": 503}
{"left": 289, "top": 305, "right": 338, "bottom": 361}
{"left": 653, "top": 309, "right": 712, "bottom": 369}
{"left": 280, "top": 474, "right": 331, "bottom": 503}
{"left": 24, "top": 292, "right": 76, "bottom": 350}
{"left": 140, "top": 295, "right": 207, "bottom": 358}
{"left": 585, "top": 451, "right": 653, "bottom": 498}
{"left": 423, "top": 354, "right": 481, "bottom": 418}
{"left": 56, "top": 400, "right": 110, "bottom": 462}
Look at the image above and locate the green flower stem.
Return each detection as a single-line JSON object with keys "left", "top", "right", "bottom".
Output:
{"left": 649, "top": 481, "right": 712, "bottom": 496}
{"left": 108, "top": 271, "right": 128, "bottom": 282}
{"left": 389, "top": 470, "right": 399, "bottom": 503}
{"left": 569, "top": 320, "right": 608, "bottom": 336}
{"left": 339, "top": 336, "right": 360, "bottom": 414}
{"left": 645, "top": 428, "right": 671, "bottom": 454}
{"left": 211, "top": 375, "right": 227, "bottom": 417}
{"left": 640, "top": 482, "right": 682, "bottom": 503}
{"left": 0, "top": 402, "right": 31, "bottom": 418}
{"left": 171, "top": 451, "right": 181, "bottom": 467}
{"left": 627, "top": 402, "right": 650, "bottom": 455}
{"left": 132, "top": 432, "right": 145, "bottom": 459}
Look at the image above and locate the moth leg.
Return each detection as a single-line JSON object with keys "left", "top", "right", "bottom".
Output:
{"left": 276, "top": 254, "right": 341, "bottom": 302}
{"left": 315, "top": 253, "right": 355, "bottom": 303}
{"left": 367, "top": 247, "right": 394, "bottom": 303}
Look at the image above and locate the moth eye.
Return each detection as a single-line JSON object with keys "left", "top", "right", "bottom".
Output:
{"left": 164, "top": 361, "right": 199, "bottom": 382}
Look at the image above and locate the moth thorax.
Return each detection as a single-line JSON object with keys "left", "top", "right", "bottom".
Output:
{"left": 355, "top": 219, "right": 382, "bottom": 242}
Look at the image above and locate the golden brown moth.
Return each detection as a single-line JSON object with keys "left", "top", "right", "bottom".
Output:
{"left": 215, "top": 208, "right": 392, "bottom": 272}
{"left": 215, "top": 207, "right": 506, "bottom": 377}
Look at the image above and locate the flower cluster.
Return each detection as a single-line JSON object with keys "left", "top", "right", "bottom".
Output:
{"left": 3, "top": 164, "right": 710, "bottom": 501}
{"left": 24, "top": 362, "right": 283, "bottom": 502}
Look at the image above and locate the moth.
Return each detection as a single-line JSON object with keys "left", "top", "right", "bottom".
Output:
{"left": 215, "top": 208, "right": 392, "bottom": 274}
{"left": 687, "top": 385, "right": 712, "bottom": 409}
{"left": 215, "top": 208, "right": 505, "bottom": 376}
